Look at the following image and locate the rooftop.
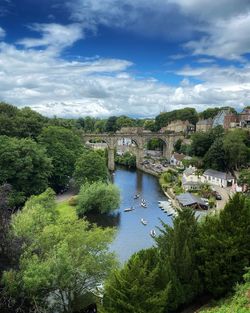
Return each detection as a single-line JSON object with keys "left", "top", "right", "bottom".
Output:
{"left": 203, "top": 169, "right": 234, "bottom": 180}
{"left": 176, "top": 192, "right": 207, "bottom": 207}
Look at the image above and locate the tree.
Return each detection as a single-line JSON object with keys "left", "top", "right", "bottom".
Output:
{"left": 116, "top": 116, "right": 135, "bottom": 129}
{"left": 74, "top": 150, "right": 108, "bottom": 188}
{"left": 115, "top": 152, "right": 136, "bottom": 168}
{"left": 156, "top": 208, "right": 202, "bottom": 311}
{"left": 3, "top": 189, "right": 117, "bottom": 313}
{"left": 0, "top": 136, "right": 52, "bottom": 206}
{"left": 147, "top": 138, "right": 163, "bottom": 150}
{"left": 38, "top": 126, "right": 84, "bottom": 191}
{"left": 197, "top": 194, "right": 250, "bottom": 297}
{"left": 204, "top": 138, "right": 227, "bottom": 171}
{"left": 143, "top": 119, "right": 156, "bottom": 132}
{"left": 105, "top": 116, "right": 118, "bottom": 132}
{"left": 77, "top": 181, "right": 120, "bottom": 215}
{"left": 155, "top": 108, "right": 198, "bottom": 130}
{"left": 238, "top": 169, "right": 250, "bottom": 191}
{"left": 14, "top": 107, "right": 47, "bottom": 139}
{"left": 199, "top": 108, "right": 221, "bottom": 120}
{"left": 190, "top": 126, "right": 224, "bottom": 158}
{"left": 103, "top": 248, "right": 167, "bottom": 313}
{"left": 223, "top": 129, "right": 250, "bottom": 170}
{"left": 84, "top": 116, "right": 96, "bottom": 133}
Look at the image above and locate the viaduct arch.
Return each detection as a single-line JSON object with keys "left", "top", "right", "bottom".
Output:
{"left": 82, "top": 131, "right": 184, "bottom": 171}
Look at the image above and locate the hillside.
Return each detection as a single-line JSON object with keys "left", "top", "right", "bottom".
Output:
{"left": 200, "top": 270, "right": 250, "bottom": 313}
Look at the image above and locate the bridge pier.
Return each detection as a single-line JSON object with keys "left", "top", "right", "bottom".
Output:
{"left": 108, "top": 148, "right": 115, "bottom": 171}
{"left": 136, "top": 147, "right": 144, "bottom": 169}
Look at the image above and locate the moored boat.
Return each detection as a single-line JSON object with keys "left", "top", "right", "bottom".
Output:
{"left": 124, "top": 207, "right": 134, "bottom": 212}
{"left": 150, "top": 229, "right": 156, "bottom": 237}
{"left": 134, "top": 194, "right": 140, "bottom": 199}
{"left": 141, "top": 218, "right": 147, "bottom": 225}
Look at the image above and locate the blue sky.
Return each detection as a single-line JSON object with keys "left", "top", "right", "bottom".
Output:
{"left": 0, "top": 0, "right": 250, "bottom": 117}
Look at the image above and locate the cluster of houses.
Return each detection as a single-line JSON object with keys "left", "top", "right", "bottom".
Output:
{"left": 159, "top": 108, "right": 250, "bottom": 134}
{"left": 168, "top": 152, "right": 241, "bottom": 210}
{"left": 196, "top": 108, "right": 250, "bottom": 132}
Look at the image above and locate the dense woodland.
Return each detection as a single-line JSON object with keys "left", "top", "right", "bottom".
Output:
{"left": 0, "top": 102, "right": 249, "bottom": 312}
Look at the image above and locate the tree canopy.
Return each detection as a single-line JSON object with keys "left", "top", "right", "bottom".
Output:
{"left": 155, "top": 108, "right": 198, "bottom": 130}
{"left": 77, "top": 181, "right": 120, "bottom": 215}
{"left": 0, "top": 136, "right": 52, "bottom": 206}
{"left": 3, "top": 189, "right": 117, "bottom": 313}
{"left": 74, "top": 150, "right": 108, "bottom": 188}
{"left": 38, "top": 126, "right": 84, "bottom": 191}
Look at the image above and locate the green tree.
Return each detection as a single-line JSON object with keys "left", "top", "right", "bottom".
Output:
{"left": 84, "top": 116, "right": 96, "bottom": 133}
{"left": 103, "top": 248, "right": 167, "bottom": 313}
{"left": 116, "top": 116, "right": 135, "bottom": 129}
{"left": 190, "top": 126, "right": 224, "bottom": 158}
{"left": 115, "top": 152, "right": 136, "bottom": 168}
{"left": 198, "top": 194, "right": 250, "bottom": 297}
{"left": 94, "top": 119, "right": 106, "bottom": 133}
{"left": 15, "top": 107, "right": 47, "bottom": 139}
{"left": 0, "top": 136, "right": 52, "bottom": 206}
{"left": 74, "top": 150, "right": 108, "bottom": 188}
{"left": 204, "top": 138, "right": 227, "bottom": 171}
{"left": 38, "top": 126, "right": 83, "bottom": 191}
{"left": 156, "top": 208, "right": 202, "bottom": 311}
{"left": 3, "top": 190, "right": 117, "bottom": 313}
{"left": 105, "top": 116, "right": 118, "bottom": 132}
{"left": 155, "top": 108, "right": 198, "bottom": 130}
{"left": 199, "top": 108, "right": 221, "bottom": 120}
{"left": 143, "top": 119, "right": 156, "bottom": 132}
{"left": 238, "top": 169, "right": 250, "bottom": 191}
{"left": 223, "top": 129, "right": 250, "bottom": 170}
{"left": 77, "top": 181, "right": 120, "bottom": 215}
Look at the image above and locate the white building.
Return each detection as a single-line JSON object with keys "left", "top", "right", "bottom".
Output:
{"left": 182, "top": 166, "right": 205, "bottom": 191}
{"left": 203, "top": 169, "right": 235, "bottom": 187}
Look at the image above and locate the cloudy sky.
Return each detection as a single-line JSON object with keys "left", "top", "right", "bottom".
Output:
{"left": 1, "top": 0, "right": 250, "bottom": 117}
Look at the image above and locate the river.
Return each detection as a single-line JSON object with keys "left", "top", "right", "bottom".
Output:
{"left": 86, "top": 166, "right": 172, "bottom": 263}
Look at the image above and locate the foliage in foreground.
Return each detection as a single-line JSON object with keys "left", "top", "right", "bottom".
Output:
{"left": 103, "top": 208, "right": 202, "bottom": 313}
{"left": 103, "top": 194, "right": 250, "bottom": 313}
{"left": 201, "top": 269, "right": 250, "bottom": 313}
{"left": 2, "top": 189, "right": 117, "bottom": 313}
{"left": 77, "top": 181, "right": 120, "bottom": 215}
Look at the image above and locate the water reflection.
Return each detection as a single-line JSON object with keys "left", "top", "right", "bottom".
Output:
{"left": 85, "top": 211, "right": 121, "bottom": 228}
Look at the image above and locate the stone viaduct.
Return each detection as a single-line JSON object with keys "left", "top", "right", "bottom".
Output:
{"left": 82, "top": 131, "right": 184, "bottom": 171}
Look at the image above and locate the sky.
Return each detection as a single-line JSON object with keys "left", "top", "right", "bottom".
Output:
{"left": 1, "top": 0, "right": 250, "bottom": 117}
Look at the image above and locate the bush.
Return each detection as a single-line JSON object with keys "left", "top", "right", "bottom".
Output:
{"left": 77, "top": 181, "right": 120, "bottom": 215}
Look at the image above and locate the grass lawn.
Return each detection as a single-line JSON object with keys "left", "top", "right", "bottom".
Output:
{"left": 56, "top": 199, "right": 77, "bottom": 221}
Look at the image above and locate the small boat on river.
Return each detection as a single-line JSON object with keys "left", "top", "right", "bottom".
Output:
{"left": 124, "top": 207, "right": 134, "bottom": 212}
{"left": 141, "top": 218, "right": 147, "bottom": 225}
{"left": 150, "top": 229, "right": 156, "bottom": 237}
{"left": 134, "top": 194, "right": 140, "bottom": 199}
{"left": 141, "top": 202, "right": 147, "bottom": 208}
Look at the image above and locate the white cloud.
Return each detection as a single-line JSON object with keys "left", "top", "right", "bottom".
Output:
{"left": 18, "top": 23, "right": 84, "bottom": 53}
{"left": 1, "top": 22, "right": 250, "bottom": 117}
{"left": 184, "top": 13, "right": 250, "bottom": 60}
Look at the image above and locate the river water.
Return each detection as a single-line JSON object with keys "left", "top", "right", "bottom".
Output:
{"left": 87, "top": 166, "right": 172, "bottom": 263}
